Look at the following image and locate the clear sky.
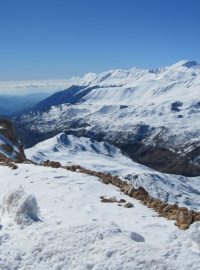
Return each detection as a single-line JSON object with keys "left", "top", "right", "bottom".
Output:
{"left": 0, "top": 0, "right": 200, "bottom": 81}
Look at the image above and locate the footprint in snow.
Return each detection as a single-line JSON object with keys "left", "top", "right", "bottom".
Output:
{"left": 54, "top": 176, "right": 65, "bottom": 179}
{"left": 85, "top": 205, "right": 95, "bottom": 213}
{"left": 76, "top": 182, "right": 85, "bottom": 185}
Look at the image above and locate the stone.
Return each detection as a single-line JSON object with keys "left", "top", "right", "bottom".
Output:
{"left": 178, "top": 211, "right": 193, "bottom": 225}
{"left": 179, "top": 223, "right": 190, "bottom": 230}
{"left": 124, "top": 202, "right": 134, "bottom": 208}
{"left": 101, "top": 196, "right": 117, "bottom": 203}
{"left": 137, "top": 186, "right": 149, "bottom": 196}
{"left": 118, "top": 199, "right": 126, "bottom": 203}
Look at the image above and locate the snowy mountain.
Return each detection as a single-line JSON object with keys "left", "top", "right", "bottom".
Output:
{"left": 0, "top": 118, "right": 25, "bottom": 162}
{"left": 2, "top": 60, "right": 200, "bottom": 269}
{"left": 15, "top": 60, "right": 200, "bottom": 175}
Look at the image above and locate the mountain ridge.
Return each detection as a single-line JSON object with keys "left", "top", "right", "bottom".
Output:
{"left": 14, "top": 60, "right": 200, "bottom": 176}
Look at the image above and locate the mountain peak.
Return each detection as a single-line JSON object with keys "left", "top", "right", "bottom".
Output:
{"left": 172, "top": 60, "right": 199, "bottom": 68}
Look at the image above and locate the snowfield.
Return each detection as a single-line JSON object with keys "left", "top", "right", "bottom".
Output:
{"left": 1, "top": 164, "right": 200, "bottom": 270}
{"left": 26, "top": 133, "right": 200, "bottom": 211}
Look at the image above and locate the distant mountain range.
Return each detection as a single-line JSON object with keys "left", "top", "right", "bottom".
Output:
{"left": 14, "top": 60, "right": 200, "bottom": 176}
{"left": 2, "top": 62, "right": 200, "bottom": 268}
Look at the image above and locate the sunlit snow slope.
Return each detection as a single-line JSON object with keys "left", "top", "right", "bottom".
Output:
{"left": 16, "top": 60, "right": 200, "bottom": 175}
{"left": 26, "top": 133, "right": 200, "bottom": 211}
{"left": 1, "top": 164, "right": 200, "bottom": 269}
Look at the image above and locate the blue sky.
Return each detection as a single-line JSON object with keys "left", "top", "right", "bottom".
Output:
{"left": 0, "top": 0, "right": 200, "bottom": 80}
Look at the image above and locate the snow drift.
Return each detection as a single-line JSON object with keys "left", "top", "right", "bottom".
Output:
{"left": 188, "top": 222, "right": 200, "bottom": 253}
{"left": 1, "top": 187, "right": 40, "bottom": 226}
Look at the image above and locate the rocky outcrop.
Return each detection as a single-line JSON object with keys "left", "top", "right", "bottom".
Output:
{"left": 0, "top": 118, "right": 26, "bottom": 162}
{"left": 119, "top": 143, "right": 200, "bottom": 177}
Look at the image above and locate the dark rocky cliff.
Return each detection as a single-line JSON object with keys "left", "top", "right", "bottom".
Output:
{"left": 0, "top": 118, "right": 26, "bottom": 162}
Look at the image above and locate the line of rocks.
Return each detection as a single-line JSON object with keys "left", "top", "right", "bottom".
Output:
{"left": 42, "top": 160, "right": 200, "bottom": 230}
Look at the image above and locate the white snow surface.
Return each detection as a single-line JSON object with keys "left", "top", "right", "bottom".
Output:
{"left": 2, "top": 61, "right": 200, "bottom": 269}
{"left": 19, "top": 60, "right": 200, "bottom": 153}
{"left": 0, "top": 163, "right": 200, "bottom": 269}
{"left": 26, "top": 133, "right": 200, "bottom": 210}
{"left": 1, "top": 187, "right": 40, "bottom": 226}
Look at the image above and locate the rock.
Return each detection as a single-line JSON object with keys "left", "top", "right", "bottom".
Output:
{"left": 193, "top": 213, "right": 200, "bottom": 222}
{"left": 178, "top": 211, "right": 193, "bottom": 225}
{"left": 163, "top": 205, "right": 174, "bottom": 213}
{"left": 176, "top": 211, "right": 193, "bottom": 229}
{"left": 168, "top": 213, "right": 178, "bottom": 220}
{"left": 179, "top": 207, "right": 188, "bottom": 212}
{"left": 118, "top": 199, "right": 126, "bottom": 203}
{"left": 130, "top": 232, "right": 145, "bottom": 242}
{"left": 0, "top": 118, "right": 26, "bottom": 162}
{"left": 43, "top": 160, "right": 61, "bottom": 168}
{"left": 179, "top": 223, "right": 190, "bottom": 230}
{"left": 101, "top": 196, "right": 117, "bottom": 203}
{"left": 127, "top": 187, "right": 136, "bottom": 197}
{"left": 124, "top": 202, "right": 134, "bottom": 208}
{"left": 120, "top": 184, "right": 131, "bottom": 194}
{"left": 137, "top": 186, "right": 149, "bottom": 196}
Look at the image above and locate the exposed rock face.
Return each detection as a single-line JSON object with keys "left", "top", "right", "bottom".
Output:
{"left": 0, "top": 118, "right": 26, "bottom": 162}
{"left": 42, "top": 160, "right": 61, "bottom": 168}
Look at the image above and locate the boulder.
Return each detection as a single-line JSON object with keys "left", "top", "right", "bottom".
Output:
{"left": 124, "top": 202, "right": 134, "bottom": 208}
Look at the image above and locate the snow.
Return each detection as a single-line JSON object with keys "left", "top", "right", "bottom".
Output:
{"left": 0, "top": 163, "right": 200, "bottom": 269}
{"left": 25, "top": 133, "right": 144, "bottom": 175}
{"left": 18, "top": 60, "right": 200, "bottom": 158}
{"left": 188, "top": 222, "right": 200, "bottom": 253}
{"left": 2, "top": 60, "right": 200, "bottom": 269}
{"left": 1, "top": 187, "right": 40, "bottom": 226}
{"left": 26, "top": 133, "right": 200, "bottom": 211}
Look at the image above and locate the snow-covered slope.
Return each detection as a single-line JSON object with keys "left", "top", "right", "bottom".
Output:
{"left": 1, "top": 163, "right": 200, "bottom": 269}
{"left": 25, "top": 133, "right": 143, "bottom": 174}
{"left": 15, "top": 60, "right": 200, "bottom": 175}
{"left": 0, "top": 118, "right": 25, "bottom": 161}
{"left": 26, "top": 133, "right": 200, "bottom": 211}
